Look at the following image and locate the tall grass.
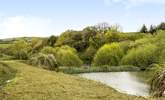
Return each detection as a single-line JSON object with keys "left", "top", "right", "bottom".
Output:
{"left": 150, "top": 69, "right": 165, "bottom": 97}
{"left": 59, "top": 65, "right": 140, "bottom": 74}
{"left": 0, "top": 62, "right": 16, "bottom": 86}
{"left": 29, "top": 53, "right": 58, "bottom": 71}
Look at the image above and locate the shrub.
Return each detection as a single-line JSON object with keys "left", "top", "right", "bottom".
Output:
{"left": 30, "top": 38, "right": 45, "bottom": 53}
{"left": 150, "top": 69, "right": 165, "bottom": 97}
{"left": 104, "top": 31, "right": 125, "bottom": 43}
{"left": 41, "top": 46, "right": 56, "bottom": 55}
{"left": 121, "top": 44, "right": 158, "bottom": 68}
{"left": 9, "top": 40, "right": 31, "bottom": 60}
{"left": 93, "top": 43, "right": 124, "bottom": 66}
{"left": 14, "top": 50, "right": 29, "bottom": 60}
{"left": 81, "top": 46, "right": 97, "bottom": 64}
{"left": 119, "top": 41, "right": 132, "bottom": 54}
{"left": 55, "top": 46, "right": 83, "bottom": 67}
{"left": 29, "top": 53, "right": 58, "bottom": 71}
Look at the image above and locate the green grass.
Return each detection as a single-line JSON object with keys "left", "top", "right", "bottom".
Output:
{"left": 0, "top": 61, "right": 149, "bottom": 100}
{"left": 0, "top": 43, "right": 11, "bottom": 49}
{"left": 59, "top": 65, "right": 141, "bottom": 74}
{"left": 0, "top": 62, "right": 16, "bottom": 87}
{"left": 0, "top": 54, "right": 13, "bottom": 60}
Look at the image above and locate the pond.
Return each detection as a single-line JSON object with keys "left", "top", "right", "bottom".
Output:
{"left": 79, "top": 72, "right": 152, "bottom": 97}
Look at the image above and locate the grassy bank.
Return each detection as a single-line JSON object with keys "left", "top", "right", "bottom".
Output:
{"left": 0, "top": 61, "right": 148, "bottom": 100}
{"left": 59, "top": 65, "right": 141, "bottom": 74}
{"left": 0, "top": 62, "right": 16, "bottom": 87}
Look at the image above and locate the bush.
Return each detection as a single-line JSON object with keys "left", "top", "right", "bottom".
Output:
{"left": 121, "top": 44, "right": 158, "bottom": 68}
{"left": 29, "top": 53, "right": 58, "bottom": 71}
{"left": 81, "top": 46, "right": 97, "bottom": 64}
{"left": 9, "top": 40, "right": 31, "bottom": 60}
{"left": 14, "top": 50, "right": 29, "bottom": 60}
{"left": 150, "top": 69, "right": 165, "bottom": 97}
{"left": 119, "top": 41, "right": 132, "bottom": 54}
{"left": 93, "top": 43, "right": 124, "bottom": 66}
{"left": 104, "top": 31, "right": 125, "bottom": 43}
{"left": 41, "top": 46, "right": 56, "bottom": 55}
{"left": 55, "top": 46, "right": 83, "bottom": 67}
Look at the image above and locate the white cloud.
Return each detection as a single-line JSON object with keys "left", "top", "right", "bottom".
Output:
{"left": 0, "top": 16, "right": 55, "bottom": 39}
{"left": 104, "top": 0, "right": 165, "bottom": 7}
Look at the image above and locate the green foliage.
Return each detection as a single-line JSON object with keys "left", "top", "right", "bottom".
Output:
{"left": 129, "top": 35, "right": 154, "bottom": 48}
{"left": 149, "top": 25, "right": 156, "bottom": 34}
{"left": 82, "top": 46, "right": 97, "bottom": 64}
{"left": 94, "top": 22, "right": 111, "bottom": 34}
{"left": 30, "top": 38, "right": 46, "bottom": 53}
{"left": 29, "top": 53, "right": 58, "bottom": 71}
{"left": 55, "top": 30, "right": 86, "bottom": 51}
{"left": 89, "top": 34, "right": 106, "bottom": 49}
{"left": 10, "top": 40, "right": 31, "bottom": 60}
{"left": 0, "top": 54, "right": 13, "bottom": 60}
{"left": 93, "top": 43, "right": 124, "bottom": 66}
{"left": 55, "top": 45, "right": 83, "bottom": 67}
{"left": 40, "top": 45, "right": 83, "bottom": 67}
{"left": 0, "top": 62, "right": 16, "bottom": 86}
{"left": 59, "top": 65, "right": 140, "bottom": 74}
{"left": 41, "top": 46, "right": 56, "bottom": 55}
{"left": 157, "top": 22, "right": 165, "bottom": 30}
{"left": 104, "top": 31, "right": 125, "bottom": 43}
{"left": 47, "top": 35, "right": 58, "bottom": 47}
{"left": 119, "top": 41, "right": 132, "bottom": 54}
{"left": 150, "top": 69, "right": 165, "bottom": 97}
{"left": 124, "top": 32, "right": 147, "bottom": 41}
{"left": 158, "top": 49, "right": 165, "bottom": 64}
{"left": 82, "top": 26, "right": 97, "bottom": 42}
{"left": 15, "top": 50, "right": 29, "bottom": 60}
{"left": 121, "top": 44, "right": 158, "bottom": 68}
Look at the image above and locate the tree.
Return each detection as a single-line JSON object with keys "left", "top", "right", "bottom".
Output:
{"left": 121, "top": 44, "right": 158, "bottom": 68}
{"left": 149, "top": 25, "right": 156, "bottom": 35}
{"left": 82, "top": 26, "right": 97, "bottom": 42}
{"left": 82, "top": 46, "right": 97, "bottom": 64}
{"left": 41, "top": 46, "right": 56, "bottom": 55}
{"left": 93, "top": 43, "right": 124, "bottom": 66}
{"left": 55, "top": 45, "right": 83, "bottom": 67}
{"left": 30, "top": 38, "right": 44, "bottom": 53}
{"left": 55, "top": 30, "right": 86, "bottom": 52}
{"left": 82, "top": 26, "right": 97, "bottom": 48}
{"left": 110, "top": 24, "right": 122, "bottom": 32}
{"left": 47, "top": 35, "right": 58, "bottom": 47}
{"left": 94, "top": 22, "right": 111, "bottom": 34}
{"left": 157, "top": 22, "right": 165, "bottom": 30}
{"left": 104, "top": 31, "right": 124, "bottom": 43}
{"left": 140, "top": 24, "right": 148, "bottom": 33}
{"left": 89, "top": 34, "right": 106, "bottom": 49}
{"left": 10, "top": 40, "right": 31, "bottom": 60}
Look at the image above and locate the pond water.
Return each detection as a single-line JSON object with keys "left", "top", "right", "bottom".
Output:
{"left": 79, "top": 72, "right": 151, "bottom": 97}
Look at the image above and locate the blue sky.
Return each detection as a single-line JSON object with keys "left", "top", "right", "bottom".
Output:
{"left": 0, "top": 0, "right": 165, "bottom": 39}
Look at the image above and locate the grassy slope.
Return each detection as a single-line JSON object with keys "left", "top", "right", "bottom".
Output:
{"left": 0, "top": 62, "right": 16, "bottom": 86}
{"left": 0, "top": 61, "right": 157, "bottom": 100}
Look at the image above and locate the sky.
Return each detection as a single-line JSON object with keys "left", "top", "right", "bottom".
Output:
{"left": 0, "top": 0, "right": 164, "bottom": 39}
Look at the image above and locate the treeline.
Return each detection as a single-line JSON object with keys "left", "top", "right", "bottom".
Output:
{"left": 140, "top": 22, "right": 165, "bottom": 34}
{"left": 1, "top": 22, "right": 165, "bottom": 71}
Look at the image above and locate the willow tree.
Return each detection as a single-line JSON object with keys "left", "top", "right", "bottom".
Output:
{"left": 93, "top": 43, "right": 124, "bottom": 66}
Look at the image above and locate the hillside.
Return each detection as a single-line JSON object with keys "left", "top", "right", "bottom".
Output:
{"left": 0, "top": 61, "right": 146, "bottom": 100}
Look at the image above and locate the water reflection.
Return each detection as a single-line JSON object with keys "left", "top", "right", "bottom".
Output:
{"left": 79, "top": 72, "right": 150, "bottom": 97}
